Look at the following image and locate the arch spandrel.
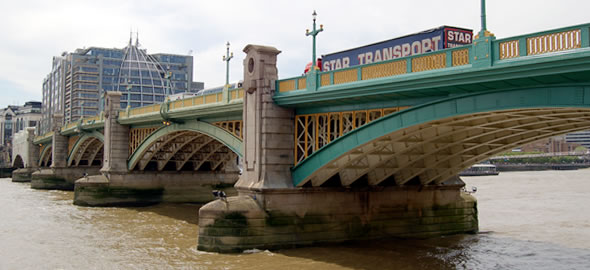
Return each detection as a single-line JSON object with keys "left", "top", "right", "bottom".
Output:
{"left": 293, "top": 85, "right": 590, "bottom": 187}
{"left": 39, "top": 145, "right": 52, "bottom": 167}
{"left": 128, "top": 120, "right": 243, "bottom": 171}
{"left": 67, "top": 131, "right": 104, "bottom": 167}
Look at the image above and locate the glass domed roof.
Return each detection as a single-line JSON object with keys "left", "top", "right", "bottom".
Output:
{"left": 116, "top": 37, "right": 170, "bottom": 107}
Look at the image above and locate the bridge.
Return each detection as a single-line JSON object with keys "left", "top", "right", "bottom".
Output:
{"left": 11, "top": 20, "right": 590, "bottom": 252}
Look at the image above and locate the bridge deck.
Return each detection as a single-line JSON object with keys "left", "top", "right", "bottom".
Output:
{"left": 275, "top": 23, "right": 590, "bottom": 109}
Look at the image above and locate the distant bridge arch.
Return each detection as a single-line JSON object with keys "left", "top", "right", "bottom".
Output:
{"left": 12, "top": 155, "right": 24, "bottom": 169}
{"left": 128, "top": 120, "right": 243, "bottom": 171}
{"left": 67, "top": 131, "right": 104, "bottom": 167}
{"left": 39, "top": 144, "right": 52, "bottom": 167}
{"left": 293, "top": 85, "right": 590, "bottom": 187}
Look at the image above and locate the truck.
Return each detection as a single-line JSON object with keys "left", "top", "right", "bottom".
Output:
{"left": 320, "top": 26, "right": 473, "bottom": 71}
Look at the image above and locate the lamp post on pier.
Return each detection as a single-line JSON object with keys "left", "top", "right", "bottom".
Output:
{"left": 305, "top": 10, "right": 323, "bottom": 91}
{"left": 306, "top": 10, "right": 323, "bottom": 72}
{"left": 223, "top": 42, "right": 233, "bottom": 88}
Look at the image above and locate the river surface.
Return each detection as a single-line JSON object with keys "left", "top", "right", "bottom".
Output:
{"left": 1, "top": 170, "right": 590, "bottom": 270}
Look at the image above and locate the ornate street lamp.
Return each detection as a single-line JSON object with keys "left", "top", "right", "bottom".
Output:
{"left": 306, "top": 10, "right": 323, "bottom": 71}
{"left": 222, "top": 42, "right": 233, "bottom": 87}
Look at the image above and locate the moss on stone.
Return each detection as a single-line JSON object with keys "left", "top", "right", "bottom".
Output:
{"left": 41, "top": 177, "right": 67, "bottom": 184}
{"left": 212, "top": 183, "right": 235, "bottom": 189}
{"left": 86, "top": 186, "right": 164, "bottom": 200}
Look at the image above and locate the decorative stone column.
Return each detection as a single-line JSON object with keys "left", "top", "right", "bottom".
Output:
{"left": 26, "top": 127, "right": 40, "bottom": 169}
{"left": 10, "top": 127, "right": 39, "bottom": 182}
{"left": 50, "top": 114, "right": 67, "bottom": 168}
{"left": 235, "top": 45, "right": 295, "bottom": 190}
{"left": 197, "top": 45, "right": 478, "bottom": 253}
{"left": 101, "top": 92, "right": 129, "bottom": 175}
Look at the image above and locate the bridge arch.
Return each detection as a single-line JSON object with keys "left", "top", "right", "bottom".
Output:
{"left": 128, "top": 120, "right": 242, "bottom": 171}
{"left": 12, "top": 155, "right": 24, "bottom": 169}
{"left": 293, "top": 85, "right": 590, "bottom": 187}
{"left": 67, "top": 131, "right": 104, "bottom": 167}
{"left": 39, "top": 144, "right": 52, "bottom": 167}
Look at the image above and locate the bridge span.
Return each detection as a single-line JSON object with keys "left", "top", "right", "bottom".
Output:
{"left": 11, "top": 20, "right": 590, "bottom": 252}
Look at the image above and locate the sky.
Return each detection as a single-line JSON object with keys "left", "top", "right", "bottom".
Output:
{"left": 0, "top": 0, "right": 588, "bottom": 108}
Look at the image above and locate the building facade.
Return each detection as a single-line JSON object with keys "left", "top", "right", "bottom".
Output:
{"left": 0, "top": 101, "right": 42, "bottom": 160}
{"left": 40, "top": 37, "right": 203, "bottom": 133}
{"left": 565, "top": 131, "right": 590, "bottom": 149}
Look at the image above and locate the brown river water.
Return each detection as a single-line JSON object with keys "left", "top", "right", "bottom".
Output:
{"left": 1, "top": 170, "right": 590, "bottom": 269}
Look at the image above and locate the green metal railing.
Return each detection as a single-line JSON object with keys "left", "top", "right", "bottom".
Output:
{"left": 276, "top": 23, "right": 590, "bottom": 94}
{"left": 276, "top": 45, "right": 472, "bottom": 93}
{"left": 493, "top": 23, "right": 590, "bottom": 61}
{"left": 119, "top": 88, "right": 244, "bottom": 119}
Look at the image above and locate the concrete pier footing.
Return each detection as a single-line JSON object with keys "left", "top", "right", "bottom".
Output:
{"left": 11, "top": 168, "right": 34, "bottom": 182}
{"left": 31, "top": 167, "right": 101, "bottom": 190}
{"left": 197, "top": 185, "right": 478, "bottom": 253}
{"left": 74, "top": 172, "right": 239, "bottom": 206}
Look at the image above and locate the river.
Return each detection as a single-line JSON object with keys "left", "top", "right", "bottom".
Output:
{"left": 1, "top": 170, "right": 589, "bottom": 269}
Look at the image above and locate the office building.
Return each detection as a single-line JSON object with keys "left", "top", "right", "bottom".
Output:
{"left": 0, "top": 101, "right": 42, "bottom": 147}
{"left": 41, "top": 36, "right": 203, "bottom": 133}
{"left": 565, "top": 131, "right": 590, "bottom": 149}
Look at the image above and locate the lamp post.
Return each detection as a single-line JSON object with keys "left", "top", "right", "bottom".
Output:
{"left": 222, "top": 42, "right": 233, "bottom": 87}
{"left": 481, "top": 0, "right": 487, "bottom": 32}
{"left": 306, "top": 10, "right": 323, "bottom": 71}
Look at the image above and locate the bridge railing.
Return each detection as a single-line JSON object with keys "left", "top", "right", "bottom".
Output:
{"left": 494, "top": 23, "right": 590, "bottom": 60}
{"left": 120, "top": 88, "right": 245, "bottom": 119}
{"left": 120, "top": 104, "right": 161, "bottom": 118}
{"left": 33, "top": 131, "right": 54, "bottom": 144}
{"left": 276, "top": 46, "right": 472, "bottom": 93}
{"left": 277, "top": 23, "right": 590, "bottom": 94}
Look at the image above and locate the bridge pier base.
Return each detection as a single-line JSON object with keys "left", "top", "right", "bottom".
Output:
{"left": 12, "top": 168, "right": 34, "bottom": 182}
{"left": 31, "top": 167, "right": 101, "bottom": 190}
{"left": 73, "top": 172, "right": 239, "bottom": 206}
{"left": 197, "top": 181, "right": 477, "bottom": 253}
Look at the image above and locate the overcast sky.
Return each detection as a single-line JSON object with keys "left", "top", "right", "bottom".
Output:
{"left": 0, "top": 0, "right": 588, "bottom": 108}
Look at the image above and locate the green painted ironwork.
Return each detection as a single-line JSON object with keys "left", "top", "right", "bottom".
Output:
{"left": 306, "top": 10, "right": 323, "bottom": 73}
{"left": 481, "top": 0, "right": 487, "bottom": 32}
{"left": 305, "top": 11, "right": 324, "bottom": 92}
{"left": 276, "top": 23, "right": 590, "bottom": 94}
{"left": 38, "top": 144, "right": 52, "bottom": 167}
{"left": 66, "top": 131, "right": 105, "bottom": 166}
{"left": 291, "top": 84, "right": 590, "bottom": 186}
{"left": 223, "top": 42, "right": 233, "bottom": 87}
{"left": 127, "top": 120, "right": 243, "bottom": 170}
{"left": 276, "top": 45, "right": 473, "bottom": 95}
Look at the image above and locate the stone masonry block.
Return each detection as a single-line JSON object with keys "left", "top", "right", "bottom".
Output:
{"left": 262, "top": 149, "right": 293, "bottom": 165}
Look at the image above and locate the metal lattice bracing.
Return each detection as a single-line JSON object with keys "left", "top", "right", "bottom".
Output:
{"left": 295, "top": 107, "right": 409, "bottom": 165}
{"left": 39, "top": 145, "right": 52, "bottom": 167}
{"left": 129, "top": 127, "right": 159, "bottom": 155}
{"left": 299, "top": 108, "right": 590, "bottom": 187}
{"left": 213, "top": 120, "right": 243, "bottom": 139}
{"left": 127, "top": 121, "right": 242, "bottom": 172}
{"left": 292, "top": 86, "right": 590, "bottom": 187}
{"left": 66, "top": 132, "right": 105, "bottom": 167}
{"left": 67, "top": 138, "right": 103, "bottom": 167}
{"left": 131, "top": 130, "right": 237, "bottom": 171}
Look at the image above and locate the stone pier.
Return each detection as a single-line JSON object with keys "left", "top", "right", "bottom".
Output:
{"left": 196, "top": 44, "right": 478, "bottom": 253}
{"left": 74, "top": 171, "right": 238, "bottom": 206}
{"left": 73, "top": 92, "right": 239, "bottom": 206}
{"left": 31, "top": 166, "right": 101, "bottom": 190}
{"left": 28, "top": 116, "right": 99, "bottom": 190}
{"left": 12, "top": 168, "right": 34, "bottom": 182}
{"left": 11, "top": 127, "right": 40, "bottom": 182}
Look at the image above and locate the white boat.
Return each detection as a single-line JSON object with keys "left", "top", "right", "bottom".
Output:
{"left": 459, "top": 164, "right": 499, "bottom": 176}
